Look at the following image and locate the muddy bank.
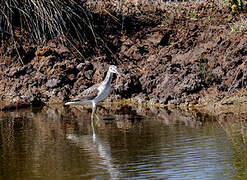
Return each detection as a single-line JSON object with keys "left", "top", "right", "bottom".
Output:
{"left": 0, "top": 1, "right": 247, "bottom": 115}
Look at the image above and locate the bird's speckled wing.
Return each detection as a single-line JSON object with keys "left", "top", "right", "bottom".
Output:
{"left": 75, "top": 83, "right": 101, "bottom": 100}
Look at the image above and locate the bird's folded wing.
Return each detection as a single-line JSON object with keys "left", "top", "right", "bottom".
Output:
{"left": 76, "top": 83, "right": 101, "bottom": 100}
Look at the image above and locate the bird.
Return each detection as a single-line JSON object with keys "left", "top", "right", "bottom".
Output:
{"left": 65, "top": 65, "right": 121, "bottom": 133}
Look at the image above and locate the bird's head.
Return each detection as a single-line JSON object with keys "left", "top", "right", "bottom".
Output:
{"left": 108, "top": 65, "right": 120, "bottom": 76}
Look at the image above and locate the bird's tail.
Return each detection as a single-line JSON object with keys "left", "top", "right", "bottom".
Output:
{"left": 65, "top": 99, "right": 91, "bottom": 105}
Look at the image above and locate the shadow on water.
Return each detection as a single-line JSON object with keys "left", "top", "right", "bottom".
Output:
{"left": 0, "top": 103, "right": 246, "bottom": 179}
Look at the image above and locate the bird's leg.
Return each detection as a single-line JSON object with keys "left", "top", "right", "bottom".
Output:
{"left": 91, "top": 111, "right": 96, "bottom": 136}
{"left": 92, "top": 102, "right": 101, "bottom": 126}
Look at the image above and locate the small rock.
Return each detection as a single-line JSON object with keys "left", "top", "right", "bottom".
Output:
{"left": 76, "top": 63, "right": 85, "bottom": 70}
{"left": 35, "top": 46, "right": 50, "bottom": 56}
{"left": 55, "top": 45, "right": 70, "bottom": 55}
{"left": 147, "top": 32, "right": 163, "bottom": 46}
{"left": 46, "top": 78, "right": 61, "bottom": 88}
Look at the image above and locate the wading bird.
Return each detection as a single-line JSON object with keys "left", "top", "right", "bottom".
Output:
{"left": 65, "top": 65, "right": 121, "bottom": 133}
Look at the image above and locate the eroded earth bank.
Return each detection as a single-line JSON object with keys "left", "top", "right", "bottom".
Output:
{"left": 0, "top": 1, "right": 247, "bottom": 116}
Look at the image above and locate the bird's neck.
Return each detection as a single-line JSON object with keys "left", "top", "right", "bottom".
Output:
{"left": 102, "top": 70, "right": 113, "bottom": 86}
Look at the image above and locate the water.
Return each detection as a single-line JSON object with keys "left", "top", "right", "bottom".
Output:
{"left": 0, "top": 106, "right": 237, "bottom": 179}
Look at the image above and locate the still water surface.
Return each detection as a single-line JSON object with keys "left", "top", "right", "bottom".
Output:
{"left": 0, "top": 107, "right": 235, "bottom": 179}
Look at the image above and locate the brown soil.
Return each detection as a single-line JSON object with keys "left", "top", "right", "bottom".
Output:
{"left": 0, "top": 1, "right": 247, "bottom": 115}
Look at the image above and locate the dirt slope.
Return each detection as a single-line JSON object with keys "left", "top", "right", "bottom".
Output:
{"left": 0, "top": 1, "right": 247, "bottom": 114}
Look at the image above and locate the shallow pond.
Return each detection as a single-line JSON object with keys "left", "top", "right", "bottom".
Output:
{"left": 0, "top": 105, "right": 242, "bottom": 179}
